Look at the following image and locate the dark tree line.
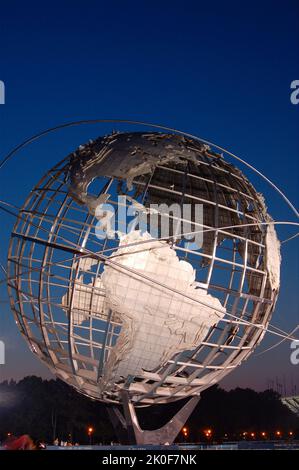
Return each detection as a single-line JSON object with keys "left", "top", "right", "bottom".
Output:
{"left": 0, "top": 376, "right": 298, "bottom": 444}
{"left": 0, "top": 376, "right": 113, "bottom": 444}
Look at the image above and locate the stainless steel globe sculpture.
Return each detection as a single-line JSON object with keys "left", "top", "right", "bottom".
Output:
{"left": 7, "top": 131, "right": 281, "bottom": 440}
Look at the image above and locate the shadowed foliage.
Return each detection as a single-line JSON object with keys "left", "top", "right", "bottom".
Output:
{"left": 0, "top": 376, "right": 298, "bottom": 444}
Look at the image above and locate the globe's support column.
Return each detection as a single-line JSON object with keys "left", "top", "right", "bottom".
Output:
{"left": 109, "top": 391, "right": 200, "bottom": 445}
{"left": 107, "top": 406, "right": 131, "bottom": 444}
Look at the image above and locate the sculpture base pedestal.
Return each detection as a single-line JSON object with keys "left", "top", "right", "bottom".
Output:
{"left": 108, "top": 392, "right": 200, "bottom": 445}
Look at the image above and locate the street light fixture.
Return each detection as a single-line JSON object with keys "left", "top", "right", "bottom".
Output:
{"left": 204, "top": 429, "right": 212, "bottom": 438}
{"left": 87, "top": 426, "right": 94, "bottom": 445}
{"left": 182, "top": 427, "right": 188, "bottom": 441}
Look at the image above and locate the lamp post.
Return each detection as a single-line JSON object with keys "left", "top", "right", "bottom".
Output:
{"left": 182, "top": 427, "right": 188, "bottom": 442}
{"left": 87, "top": 426, "right": 94, "bottom": 445}
{"left": 204, "top": 429, "right": 212, "bottom": 440}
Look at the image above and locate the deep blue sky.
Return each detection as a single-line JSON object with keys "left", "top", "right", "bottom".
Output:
{"left": 0, "top": 0, "right": 298, "bottom": 392}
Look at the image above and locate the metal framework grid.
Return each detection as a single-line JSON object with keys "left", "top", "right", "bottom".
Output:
{"left": 7, "top": 134, "right": 278, "bottom": 406}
